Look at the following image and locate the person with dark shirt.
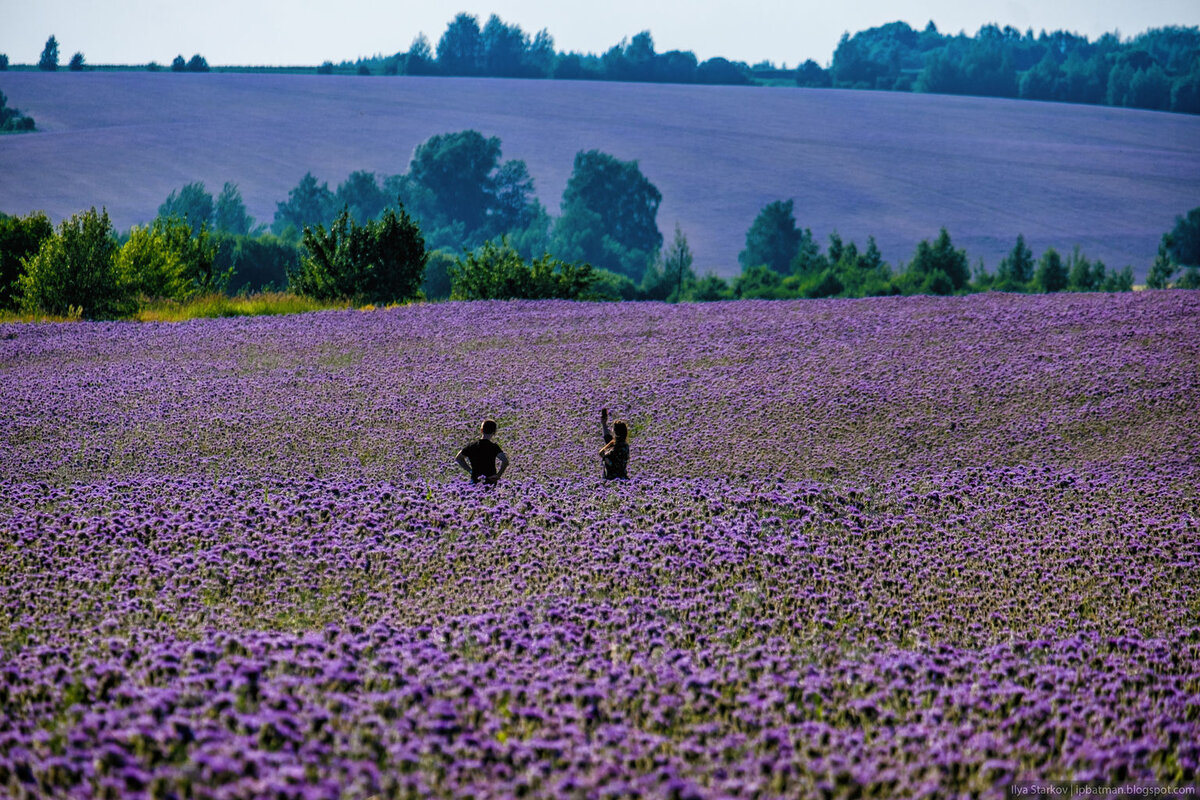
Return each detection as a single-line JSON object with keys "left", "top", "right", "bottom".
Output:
{"left": 456, "top": 419, "right": 509, "bottom": 484}
{"left": 599, "top": 408, "right": 629, "bottom": 480}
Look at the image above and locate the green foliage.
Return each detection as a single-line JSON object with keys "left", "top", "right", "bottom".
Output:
{"left": 552, "top": 150, "right": 662, "bottom": 281}
{"left": 449, "top": 239, "right": 594, "bottom": 300}
{"left": 117, "top": 220, "right": 193, "bottom": 300}
{"left": 290, "top": 207, "right": 426, "bottom": 304}
{"left": 685, "top": 274, "right": 732, "bottom": 302}
{"left": 171, "top": 55, "right": 186, "bottom": 72}
{"left": 151, "top": 216, "right": 223, "bottom": 293}
{"left": 18, "top": 208, "right": 133, "bottom": 319}
{"left": 68, "top": 52, "right": 85, "bottom": 71}
{"left": 335, "top": 172, "right": 388, "bottom": 224}
{"left": 734, "top": 264, "right": 787, "bottom": 299}
{"left": 740, "top": 200, "right": 801, "bottom": 273}
{"left": 215, "top": 183, "right": 255, "bottom": 235}
{"left": 273, "top": 173, "right": 337, "bottom": 238}
{"left": 214, "top": 233, "right": 298, "bottom": 295}
{"left": 796, "top": 60, "right": 831, "bottom": 88}
{"left": 159, "top": 182, "right": 214, "bottom": 236}
{"left": 590, "top": 268, "right": 639, "bottom": 301}
{"left": 187, "top": 54, "right": 210, "bottom": 73}
{"left": 316, "top": 61, "right": 334, "bottom": 75}
{"left": 0, "top": 90, "right": 36, "bottom": 133}
{"left": 1146, "top": 238, "right": 1177, "bottom": 289}
{"left": 0, "top": 211, "right": 53, "bottom": 309}
{"left": 1176, "top": 266, "right": 1200, "bottom": 289}
{"left": 396, "top": 131, "right": 544, "bottom": 250}
{"left": 1034, "top": 247, "right": 1068, "bottom": 293}
{"left": 995, "top": 234, "right": 1035, "bottom": 291}
{"left": 1167, "top": 207, "right": 1200, "bottom": 266}
{"left": 0, "top": 54, "right": 9, "bottom": 71}
{"left": 38, "top": 36, "right": 59, "bottom": 72}
{"left": 903, "top": 229, "right": 970, "bottom": 294}
{"left": 641, "top": 224, "right": 696, "bottom": 302}
{"left": 421, "top": 250, "right": 456, "bottom": 300}
{"left": 437, "top": 13, "right": 484, "bottom": 76}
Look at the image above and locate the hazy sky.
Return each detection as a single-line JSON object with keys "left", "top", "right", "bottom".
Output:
{"left": 1, "top": 0, "right": 1197, "bottom": 68}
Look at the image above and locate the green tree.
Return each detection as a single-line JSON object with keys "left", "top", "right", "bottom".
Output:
{"left": 995, "top": 234, "right": 1035, "bottom": 291}
{"left": 213, "top": 233, "right": 299, "bottom": 294}
{"left": 403, "top": 34, "right": 437, "bottom": 75}
{"left": 449, "top": 239, "right": 593, "bottom": 300}
{"left": 0, "top": 211, "right": 53, "bottom": 309}
{"left": 796, "top": 59, "right": 831, "bottom": 88}
{"left": 335, "top": 171, "right": 388, "bottom": 224}
{"left": 1166, "top": 207, "right": 1200, "bottom": 266}
{"left": 733, "top": 264, "right": 787, "bottom": 299}
{"left": 437, "top": 13, "right": 484, "bottom": 76}
{"left": 551, "top": 150, "right": 662, "bottom": 280}
{"left": 117, "top": 221, "right": 192, "bottom": 301}
{"left": 171, "top": 55, "right": 186, "bottom": 72}
{"left": 482, "top": 14, "right": 531, "bottom": 77}
{"left": 38, "top": 36, "right": 59, "bottom": 71}
{"left": 187, "top": 54, "right": 209, "bottom": 72}
{"left": 0, "top": 54, "right": 9, "bottom": 71}
{"left": 739, "top": 200, "right": 801, "bottom": 274}
{"left": 18, "top": 208, "right": 133, "bottom": 319}
{"left": 421, "top": 250, "right": 456, "bottom": 300}
{"left": 1034, "top": 247, "right": 1068, "bottom": 292}
{"left": 159, "top": 182, "right": 214, "bottom": 235}
{"left": 273, "top": 173, "right": 337, "bottom": 238}
{"left": 904, "top": 228, "right": 970, "bottom": 293}
{"left": 1066, "top": 246, "right": 1104, "bottom": 291}
{"left": 214, "top": 182, "right": 254, "bottom": 235}
{"left": 68, "top": 52, "right": 85, "bottom": 71}
{"left": 1146, "top": 237, "right": 1177, "bottom": 289}
{"left": 0, "top": 90, "right": 36, "bottom": 132}
{"left": 290, "top": 206, "right": 426, "bottom": 304}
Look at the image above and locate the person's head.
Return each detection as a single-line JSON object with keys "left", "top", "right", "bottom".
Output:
{"left": 613, "top": 420, "right": 628, "bottom": 441}
{"left": 480, "top": 419, "right": 497, "bottom": 438}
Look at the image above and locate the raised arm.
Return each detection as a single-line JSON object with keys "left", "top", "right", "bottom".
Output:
{"left": 600, "top": 408, "right": 612, "bottom": 442}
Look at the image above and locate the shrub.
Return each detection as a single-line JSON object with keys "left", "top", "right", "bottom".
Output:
{"left": 18, "top": 208, "right": 134, "bottom": 319}
{"left": 290, "top": 207, "right": 426, "bottom": 304}
{"left": 450, "top": 239, "right": 594, "bottom": 300}
{"left": 117, "top": 221, "right": 191, "bottom": 301}
{"left": 0, "top": 211, "right": 53, "bottom": 310}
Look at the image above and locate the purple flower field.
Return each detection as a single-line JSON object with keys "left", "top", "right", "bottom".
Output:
{"left": 1, "top": 293, "right": 1198, "bottom": 799}
{"left": 2, "top": 72, "right": 1199, "bottom": 278}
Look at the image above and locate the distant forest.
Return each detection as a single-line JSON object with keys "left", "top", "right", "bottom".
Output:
{"left": 334, "top": 14, "right": 1200, "bottom": 115}
{"left": 5, "top": 16, "right": 1198, "bottom": 115}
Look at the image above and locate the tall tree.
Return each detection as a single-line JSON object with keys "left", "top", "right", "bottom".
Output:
{"left": 214, "top": 182, "right": 254, "bottom": 235}
{"left": 335, "top": 171, "right": 388, "bottom": 224}
{"left": 68, "top": 52, "right": 85, "bottom": 71}
{"left": 1167, "top": 207, "right": 1200, "bottom": 266}
{"left": 159, "top": 182, "right": 214, "bottom": 236}
{"left": 437, "top": 13, "right": 483, "bottom": 76}
{"left": 995, "top": 234, "right": 1035, "bottom": 290}
{"left": 739, "top": 200, "right": 801, "bottom": 274}
{"left": 1034, "top": 247, "right": 1068, "bottom": 292}
{"left": 38, "top": 35, "right": 59, "bottom": 71}
{"left": 272, "top": 173, "right": 337, "bottom": 238}
{"left": 552, "top": 150, "right": 662, "bottom": 280}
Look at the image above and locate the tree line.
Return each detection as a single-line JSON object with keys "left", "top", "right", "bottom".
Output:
{"left": 2, "top": 129, "right": 1198, "bottom": 319}
{"left": 813, "top": 22, "right": 1200, "bottom": 114}
{"left": 12, "top": 19, "right": 1196, "bottom": 115}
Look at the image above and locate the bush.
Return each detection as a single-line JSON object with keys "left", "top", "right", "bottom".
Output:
{"left": 290, "top": 207, "right": 426, "bottom": 304}
{"left": 421, "top": 250, "right": 455, "bottom": 300}
{"left": 214, "top": 234, "right": 299, "bottom": 295}
{"left": 0, "top": 211, "right": 53, "bottom": 310}
{"left": 18, "top": 208, "right": 134, "bottom": 319}
{"left": 450, "top": 239, "right": 594, "bottom": 300}
{"left": 117, "top": 222, "right": 192, "bottom": 301}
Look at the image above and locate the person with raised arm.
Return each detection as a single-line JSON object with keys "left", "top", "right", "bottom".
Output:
{"left": 599, "top": 408, "right": 630, "bottom": 480}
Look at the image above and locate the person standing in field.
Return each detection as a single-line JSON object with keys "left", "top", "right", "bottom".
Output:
{"left": 456, "top": 418, "right": 509, "bottom": 484}
{"left": 599, "top": 408, "right": 630, "bottom": 480}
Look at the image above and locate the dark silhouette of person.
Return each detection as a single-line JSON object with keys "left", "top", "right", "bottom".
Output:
{"left": 456, "top": 418, "right": 509, "bottom": 484}
{"left": 599, "top": 408, "right": 629, "bottom": 480}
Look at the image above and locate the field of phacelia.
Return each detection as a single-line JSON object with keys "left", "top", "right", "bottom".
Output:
{"left": 1, "top": 292, "right": 1198, "bottom": 799}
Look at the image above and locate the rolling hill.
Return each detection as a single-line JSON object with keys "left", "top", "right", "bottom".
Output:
{"left": 1, "top": 71, "right": 1197, "bottom": 279}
